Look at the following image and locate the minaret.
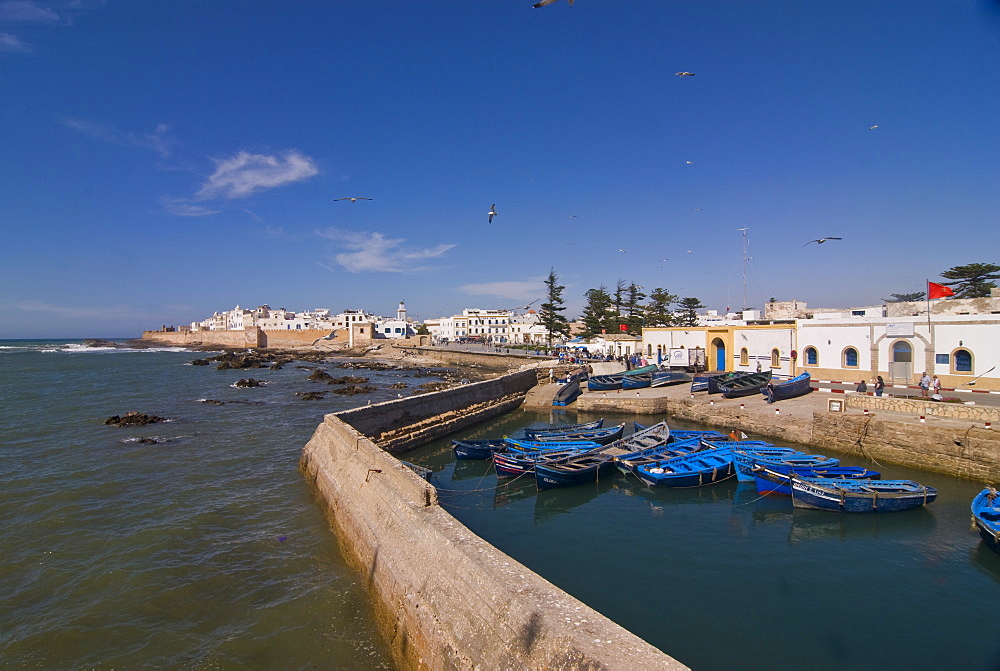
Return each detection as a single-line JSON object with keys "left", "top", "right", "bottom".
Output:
{"left": 397, "top": 300, "right": 406, "bottom": 321}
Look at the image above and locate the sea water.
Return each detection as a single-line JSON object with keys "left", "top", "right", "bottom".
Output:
{"left": 0, "top": 340, "right": 396, "bottom": 668}
{"left": 407, "top": 410, "right": 1000, "bottom": 671}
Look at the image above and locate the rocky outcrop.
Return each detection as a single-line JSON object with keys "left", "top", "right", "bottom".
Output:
{"left": 104, "top": 411, "right": 168, "bottom": 427}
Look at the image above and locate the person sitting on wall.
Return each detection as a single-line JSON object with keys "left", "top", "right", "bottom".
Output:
{"left": 856, "top": 380, "right": 867, "bottom": 394}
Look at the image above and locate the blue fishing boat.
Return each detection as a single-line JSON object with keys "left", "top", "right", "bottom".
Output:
{"left": 493, "top": 445, "right": 591, "bottom": 478}
{"left": 718, "top": 370, "right": 773, "bottom": 398}
{"left": 552, "top": 376, "right": 581, "bottom": 406}
{"left": 634, "top": 445, "right": 735, "bottom": 487}
{"left": 670, "top": 429, "right": 730, "bottom": 442}
{"left": 763, "top": 372, "right": 813, "bottom": 403}
{"left": 587, "top": 364, "right": 658, "bottom": 391}
{"left": 733, "top": 446, "right": 840, "bottom": 482}
{"left": 516, "top": 423, "right": 625, "bottom": 446}
{"left": 651, "top": 370, "right": 692, "bottom": 387}
{"left": 971, "top": 487, "right": 1000, "bottom": 554}
{"left": 790, "top": 476, "right": 937, "bottom": 513}
{"left": 452, "top": 438, "right": 508, "bottom": 460}
{"left": 752, "top": 464, "right": 881, "bottom": 496}
{"left": 523, "top": 419, "right": 604, "bottom": 438}
{"left": 614, "top": 437, "right": 704, "bottom": 476}
{"left": 504, "top": 439, "right": 600, "bottom": 454}
{"left": 622, "top": 373, "right": 653, "bottom": 390}
{"left": 691, "top": 371, "right": 733, "bottom": 393}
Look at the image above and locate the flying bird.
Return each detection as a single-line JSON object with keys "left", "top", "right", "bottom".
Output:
{"left": 618, "top": 248, "right": 627, "bottom": 253}
{"left": 487, "top": 204, "right": 498, "bottom": 223}
{"left": 869, "top": 125, "right": 879, "bottom": 130}
{"left": 675, "top": 72, "right": 695, "bottom": 77}
{"left": 533, "top": 0, "right": 574, "bottom": 6}
{"left": 804, "top": 237, "right": 843, "bottom": 246}
{"left": 334, "top": 197, "right": 372, "bottom": 202}
{"left": 685, "top": 161, "right": 694, "bottom": 164}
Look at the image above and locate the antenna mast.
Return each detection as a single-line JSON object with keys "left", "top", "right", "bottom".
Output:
{"left": 737, "top": 227, "right": 750, "bottom": 311}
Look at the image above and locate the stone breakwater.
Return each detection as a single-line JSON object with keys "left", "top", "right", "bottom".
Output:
{"left": 300, "top": 369, "right": 686, "bottom": 670}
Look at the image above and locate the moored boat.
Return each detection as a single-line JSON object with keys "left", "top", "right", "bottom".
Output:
{"left": 504, "top": 439, "right": 601, "bottom": 454}
{"left": 651, "top": 370, "right": 692, "bottom": 387}
{"left": 634, "top": 445, "right": 735, "bottom": 487}
{"left": 763, "top": 372, "right": 813, "bottom": 403}
{"left": 453, "top": 438, "right": 508, "bottom": 460}
{"left": 535, "top": 453, "right": 618, "bottom": 490}
{"left": 790, "top": 476, "right": 937, "bottom": 513}
{"left": 718, "top": 370, "right": 773, "bottom": 398}
{"left": 586, "top": 364, "right": 658, "bottom": 391}
{"left": 552, "top": 376, "right": 581, "bottom": 406}
{"left": 514, "top": 423, "right": 626, "bottom": 446}
{"left": 752, "top": 464, "right": 881, "bottom": 496}
{"left": 493, "top": 445, "right": 590, "bottom": 478}
{"left": 523, "top": 419, "right": 604, "bottom": 438}
{"left": 733, "top": 447, "right": 840, "bottom": 482}
{"left": 614, "top": 437, "right": 703, "bottom": 476}
{"left": 622, "top": 373, "right": 653, "bottom": 389}
{"left": 971, "top": 487, "right": 1000, "bottom": 554}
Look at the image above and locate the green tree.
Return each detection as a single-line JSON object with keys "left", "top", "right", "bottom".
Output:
{"left": 538, "top": 268, "right": 570, "bottom": 346}
{"left": 881, "top": 292, "right": 926, "bottom": 303}
{"left": 623, "top": 283, "right": 647, "bottom": 334}
{"left": 415, "top": 323, "right": 430, "bottom": 335}
{"left": 579, "top": 286, "right": 615, "bottom": 338}
{"left": 645, "top": 288, "right": 678, "bottom": 327}
{"left": 940, "top": 263, "right": 1000, "bottom": 298}
{"left": 675, "top": 297, "right": 705, "bottom": 327}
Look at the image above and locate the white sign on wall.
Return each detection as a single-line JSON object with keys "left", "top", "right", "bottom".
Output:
{"left": 886, "top": 323, "right": 914, "bottom": 337}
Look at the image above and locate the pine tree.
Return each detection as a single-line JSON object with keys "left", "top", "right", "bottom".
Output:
{"left": 624, "top": 283, "right": 647, "bottom": 334}
{"left": 538, "top": 268, "right": 570, "bottom": 346}
{"left": 644, "top": 288, "right": 678, "bottom": 327}
{"left": 881, "top": 292, "right": 926, "bottom": 303}
{"left": 675, "top": 297, "right": 705, "bottom": 327}
{"left": 940, "top": 263, "right": 1000, "bottom": 298}
{"left": 580, "top": 286, "right": 615, "bottom": 338}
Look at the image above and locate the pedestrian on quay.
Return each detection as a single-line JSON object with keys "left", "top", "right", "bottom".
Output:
{"left": 931, "top": 375, "right": 942, "bottom": 398}
{"left": 919, "top": 371, "right": 932, "bottom": 398}
{"left": 856, "top": 379, "right": 867, "bottom": 394}
{"left": 874, "top": 375, "right": 885, "bottom": 397}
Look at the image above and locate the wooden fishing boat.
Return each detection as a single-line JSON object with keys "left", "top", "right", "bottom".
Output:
{"left": 504, "top": 439, "right": 600, "bottom": 454}
{"left": 621, "top": 373, "right": 652, "bottom": 389}
{"left": 691, "top": 371, "right": 733, "bottom": 393}
{"left": 523, "top": 419, "right": 604, "bottom": 438}
{"left": 790, "top": 476, "right": 937, "bottom": 513}
{"left": 733, "top": 446, "right": 839, "bottom": 482}
{"left": 493, "top": 445, "right": 591, "bottom": 478}
{"left": 763, "top": 372, "right": 813, "bottom": 403}
{"left": 634, "top": 445, "right": 735, "bottom": 487}
{"left": 651, "top": 370, "right": 692, "bottom": 387}
{"left": 718, "top": 370, "right": 773, "bottom": 398}
{"left": 552, "top": 376, "right": 581, "bottom": 406}
{"left": 669, "top": 429, "right": 730, "bottom": 442}
{"left": 614, "top": 437, "right": 703, "bottom": 476}
{"left": 752, "top": 464, "right": 881, "bottom": 496}
{"left": 708, "top": 372, "right": 743, "bottom": 394}
{"left": 530, "top": 421, "right": 673, "bottom": 489}
{"left": 971, "top": 487, "right": 1000, "bottom": 554}
{"left": 586, "top": 364, "right": 658, "bottom": 391}
{"left": 515, "top": 423, "right": 625, "bottom": 446}
{"left": 452, "top": 438, "right": 508, "bottom": 460}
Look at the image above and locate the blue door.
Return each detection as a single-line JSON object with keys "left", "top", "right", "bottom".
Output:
{"left": 714, "top": 340, "right": 726, "bottom": 371}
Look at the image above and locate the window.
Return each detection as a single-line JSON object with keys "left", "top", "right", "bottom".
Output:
{"left": 851, "top": 310, "right": 865, "bottom": 316}
{"left": 953, "top": 349, "right": 973, "bottom": 373}
{"left": 936, "top": 354, "right": 950, "bottom": 365}
{"left": 843, "top": 347, "right": 859, "bottom": 368}
{"left": 771, "top": 349, "right": 780, "bottom": 368}
{"left": 740, "top": 348, "right": 749, "bottom": 366}
{"left": 804, "top": 346, "right": 818, "bottom": 366}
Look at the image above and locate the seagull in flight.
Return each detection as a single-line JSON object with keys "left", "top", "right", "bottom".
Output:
{"left": 675, "top": 72, "right": 695, "bottom": 77}
{"left": 334, "top": 197, "right": 372, "bottom": 202}
{"left": 869, "top": 125, "right": 879, "bottom": 130}
{"left": 804, "top": 237, "right": 842, "bottom": 246}
{"left": 685, "top": 161, "right": 694, "bottom": 165}
{"left": 618, "top": 248, "right": 627, "bottom": 253}
{"left": 488, "top": 204, "right": 498, "bottom": 223}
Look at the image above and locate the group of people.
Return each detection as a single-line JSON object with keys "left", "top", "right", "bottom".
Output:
{"left": 856, "top": 372, "right": 942, "bottom": 398}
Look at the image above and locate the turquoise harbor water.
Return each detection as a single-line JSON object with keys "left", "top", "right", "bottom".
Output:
{"left": 407, "top": 411, "right": 1000, "bottom": 671}
{"left": 0, "top": 340, "right": 394, "bottom": 668}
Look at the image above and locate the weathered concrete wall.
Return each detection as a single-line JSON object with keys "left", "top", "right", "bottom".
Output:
{"left": 391, "top": 344, "right": 541, "bottom": 372}
{"left": 142, "top": 328, "right": 261, "bottom": 347}
{"left": 301, "top": 372, "right": 686, "bottom": 670}
{"left": 844, "top": 394, "right": 1000, "bottom": 422}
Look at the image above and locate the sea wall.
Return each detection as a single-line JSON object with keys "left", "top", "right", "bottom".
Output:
{"left": 141, "top": 328, "right": 340, "bottom": 348}
{"left": 390, "top": 344, "right": 541, "bottom": 372}
{"left": 300, "top": 371, "right": 685, "bottom": 670}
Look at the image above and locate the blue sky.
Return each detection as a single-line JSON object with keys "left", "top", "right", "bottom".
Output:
{"left": 2, "top": 1, "right": 998, "bottom": 338}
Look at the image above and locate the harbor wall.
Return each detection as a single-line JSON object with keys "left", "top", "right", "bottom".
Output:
{"left": 389, "top": 344, "right": 541, "bottom": 372}
{"left": 300, "top": 371, "right": 685, "bottom": 670}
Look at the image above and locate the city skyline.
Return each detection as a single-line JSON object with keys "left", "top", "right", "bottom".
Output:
{"left": 2, "top": 1, "right": 998, "bottom": 338}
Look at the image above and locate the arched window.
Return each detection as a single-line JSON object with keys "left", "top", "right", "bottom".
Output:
{"left": 892, "top": 340, "right": 912, "bottom": 363}
{"left": 953, "top": 349, "right": 973, "bottom": 373}
{"left": 843, "top": 347, "right": 859, "bottom": 368}
{"left": 804, "top": 346, "right": 818, "bottom": 366}
{"left": 771, "top": 349, "right": 780, "bottom": 368}
{"left": 740, "top": 348, "right": 749, "bottom": 366}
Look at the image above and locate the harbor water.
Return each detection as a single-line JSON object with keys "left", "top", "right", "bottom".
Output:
{"left": 407, "top": 409, "right": 1000, "bottom": 671}
{"left": 0, "top": 340, "right": 395, "bottom": 668}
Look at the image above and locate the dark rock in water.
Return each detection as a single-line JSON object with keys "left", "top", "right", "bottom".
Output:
{"left": 389, "top": 382, "right": 408, "bottom": 389}
{"left": 337, "top": 361, "right": 396, "bottom": 371}
{"left": 413, "top": 381, "right": 451, "bottom": 394}
{"left": 104, "top": 411, "right": 168, "bottom": 427}
{"left": 295, "top": 391, "right": 327, "bottom": 400}
{"left": 199, "top": 399, "right": 226, "bottom": 405}
{"left": 233, "top": 378, "right": 265, "bottom": 388}
{"left": 83, "top": 339, "right": 119, "bottom": 348}
{"left": 217, "top": 361, "right": 231, "bottom": 370}
{"left": 327, "top": 375, "right": 369, "bottom": 385}
{"left": 269, "top": 362, "right": 283, "bottom": 370}
{"left": 307, "top": 370, "right": 333, "bottom": 381}
{"left": 137, "top": 437, "right": 160, "bottom": 444}
{"left": 331, "top": 384, "right": 377, "bottom": 396}
{"left": 191, "top": 359, "right": 210, "bottom": 366}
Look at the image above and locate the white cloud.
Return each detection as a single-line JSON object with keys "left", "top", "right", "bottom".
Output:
{"left": 62, "top": 118, "right": 174, "bottom": 158}
{"left": 0, "top": 31, "right": 32, "bottom": 51}
{"left": 317, "top": 228, "right": 455, "bottom": 273}
{"left": 159, "top": 198, "right": 220, "bottom": 217}
{"left": 196, "top": 150, "right": 318, "bottom": 200}
{"left": 0, "top": 2, "right": 60, "bottom": 23}
{"left": 459, "top": 280, "right": 543, "bottom": 302}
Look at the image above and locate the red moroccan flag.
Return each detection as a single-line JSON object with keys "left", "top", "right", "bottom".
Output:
{"left": 619, "top": 324, "right": 628, "bottom": 331}
{"left": 928, "top": 282, "right": 955, "bottom": 299}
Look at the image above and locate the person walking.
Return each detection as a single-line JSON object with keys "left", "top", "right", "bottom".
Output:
{"left": 931, "top": 375, "right": 942, "bottom": 398}
{"left": 873, "top": 375, "right": 885, "bottom": 397}
{"left": 919, "top": 371, "right": 932, "bottom": 398}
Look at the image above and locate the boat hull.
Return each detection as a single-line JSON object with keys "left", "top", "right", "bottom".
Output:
{"left": 452, "top": 439, "right": 507, "bottom": 460}
{"left": 764, "top": 372, "right": 813, "bottom": 402}
{"left": 971, "top": 488, "right": 1000, "bottom": 554}
{"left": 791, "top": 478, "right": 937, "bottom": 512}
{"left": 734, "top": 448, "right": 839, "bottom": 482}
{"left": 753, "top": 465, "right": 881, "bottom": 496}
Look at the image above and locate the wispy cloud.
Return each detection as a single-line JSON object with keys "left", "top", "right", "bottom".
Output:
{"left": 0, "top": 31, "right": 32, "bottom": 51}
{"left": 0, "top": 1, "right": 61, "bottom": 24}
{"left": 159, "top": 198, "right": 220, "bottom": 217}
{"left": 62, "top": 118, "right": 175, "bottom": 158}
{"left": 459, "top": 280, "right": 543, "bottom": 302}
{"left": 317, "top": 228, "right": 456, "bottom": 273}
{"left": 196, "top": 150, "right": 318, "bottom": 200}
